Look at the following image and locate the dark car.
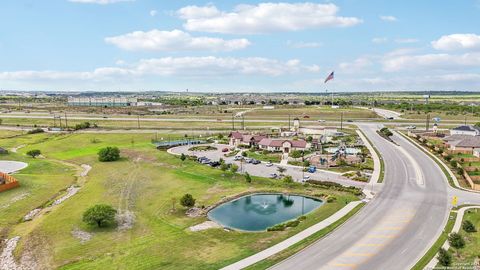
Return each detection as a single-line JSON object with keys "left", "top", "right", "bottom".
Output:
{"left": 251, "top": 159, "right": 261, "bottom": 165}
{"left": 209, "top": 161, "right": 220, "bottom": 167}
{"left": 222, "top": 148, "right": 229, "bottom": 152}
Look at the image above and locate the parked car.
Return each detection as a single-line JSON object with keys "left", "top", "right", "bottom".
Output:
{"left": 307, "top": 166, "right": 317, "bottom": 173}
{"left": 222, "top": 148, "right": 229, "bottom": 152}
{"left": 245, "top": 158, "right": 253, "bottom": 163}
{"left": 234, "top": 155, "right": 243, "bottom": 161}
{"left": 386, "top": 117, "right": 394, "bottom": 120}
{"left": 346, "top": 119, "right": 353, "bottom": 122}
{"left": 269, "top": 173, "right": 278, "bottom": 179}
{"left": 406, "top": 125, "right": 416, "bottom": 130}
{"left": 266, "top": 162, "right": 273, "bottom": 167}
{"left": 251, "top": 159, "right": 261, "bottom": 165}
{"left": 303, "top": 175, "right": 311, "bottom": 181}
{"left": 317, "top": 119, "right": 326, "bottom": 123}
{"left": 197, "top": 156, "right": 208, "bottom": 162}
{"left": 209, "top": 161, "right": 220, "bottom": 167}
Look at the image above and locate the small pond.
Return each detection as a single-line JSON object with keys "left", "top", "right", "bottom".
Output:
{"left": 207, "top": 193, "right": 323, "bottom": 231}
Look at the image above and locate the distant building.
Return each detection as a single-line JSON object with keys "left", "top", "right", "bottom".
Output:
{"left": 67, "top": 97, "right": 138, "bottom": 107}
{"left": 450, "top": 125, "right": 480, "bottom": 136}
{"left": 443, "top": 134, "right": 480, "bottom": 153}
{"left": 229, "top": 131, "right": 266, "bottom": 148}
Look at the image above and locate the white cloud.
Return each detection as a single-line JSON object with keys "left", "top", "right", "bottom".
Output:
{"left": 150, "top": 10, "right": 158, "bottom": 17}
{"left": 105, "top": 29, "right": 251, "bottom": 52}
{"left": 395, "top": 38, "right": 418, "bottom": 44}
{"left": 287, "top": 41, "right": 322, "bottom": 48}
{"left": 177, "top": 3, "right": 362, "bottom": 34}
{"left": 68, "top": 0, "right": 133, "bottom": 4}
{"left": 431, "top": 34, "right": 480, "bottom": 51}
{"left": 382, "top": 52, "right": 480, "bottom": 72}
{"left": 380, "top": 15, "right": 397, "bottom": 22}
{"left": 339, "top": 57, "right": 372, "bottom": 72}
{"left": 372, "top": 37, "right": 388, "bottom": 44}
{"left": 0, "top": 56, "right": 319, "bottom": 81}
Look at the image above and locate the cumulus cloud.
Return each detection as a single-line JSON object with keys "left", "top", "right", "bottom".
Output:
{"left": 380, "top": 15, "right": 397, "bottom": 22}
{"left": 0, "top": 56, "right": 319, "bottom": 81}
{"left": 69, "top": 0, "right": 134, "bottom": 4}
{"left": 339, "top": 57, "right": 372, "bottom": 72}
{"left": 149, "top": 10, "right": 158, "bottom": 17}
{"left": 105, "top": 29, "right": 251, "bottom": 52}
{"left": 382, "top": 52, "right": 480, "bottom": 72}
{"left": 431, "top": 34, "right": 480, "bottom": 51}
{"left": 177, "top": 3, "right": 362, "bottom": 34}
{"left": 286, "top": 41, "right": 322, "bottom": 48}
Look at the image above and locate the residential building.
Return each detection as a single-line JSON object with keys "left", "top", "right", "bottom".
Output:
{"left": 450, "top": 125, "right": 480, "bottom": 136}
{"left": 443, "top": 134, "right": 480, "bottom": 153}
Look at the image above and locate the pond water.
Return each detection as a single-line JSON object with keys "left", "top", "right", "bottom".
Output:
{"left": 207, "top": 193, "right": 323, "bottom": 231}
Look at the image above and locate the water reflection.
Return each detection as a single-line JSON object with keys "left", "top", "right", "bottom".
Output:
{"left": 208, "top": 193, "right": 323, "bottom": 231}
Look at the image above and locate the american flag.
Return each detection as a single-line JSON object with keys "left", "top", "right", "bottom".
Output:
{"left": 324, "top": 71, "right": 334, "bottom": 83}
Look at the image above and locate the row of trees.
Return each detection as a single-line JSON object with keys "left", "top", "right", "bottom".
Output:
{"left": 437, "top": 220, "right": 477, "bottom": 266}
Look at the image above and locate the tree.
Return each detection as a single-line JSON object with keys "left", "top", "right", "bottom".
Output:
{"left": 180, "top": 153, "right": 186, "bottom": 162}
{"left": 98, "top": 146, "right": 120, "bottom": 162}
{"left": 217, "top": 134, "right": 224, "bottom": 139}
{"left": 277, "top": 167, "right": 286, "bottom": 174}
{"left": 245, "top": 172, "right": 252, "bottom": 183}
{"left": 303, "top": 160, "right": 310, "bottom": 167}
{"left": 306, "top": 136, "right": 313, "bottom": 142}
{"left": 450, "top": 160, "right": 458, "bottom": 168}
{"left": 180, "top": 194, "right": 196, "bottom": 208}
{"left": 220, "top": 163, "right": 229, "bottom": 172}
{"left": 448, "top": 232, "right": 465, "bottom": 249}
{"left": 241, "top": 151, "right": 247, "bottom": 157}
{"left": 82, "top": 204, "right": 117, "bottom": 228}
{"left": 462, "top": 220, "right": 476, "bottom": 233}
{"left": 26, "top": 149, "right": 41, "bottom": 158}
{"left": 230, "top": 164, "right": 239, "bottom": 173}
{"left": 437, "top": 248, "right": 452, "bottom": 266}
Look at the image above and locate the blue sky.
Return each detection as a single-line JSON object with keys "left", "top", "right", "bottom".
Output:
{"left": 1, "top": 0, "right": 480, "bottom": 92}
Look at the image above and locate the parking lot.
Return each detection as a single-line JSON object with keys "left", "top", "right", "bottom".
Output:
{"left": 168, "top": 144, "right": 366, "bottom": 188}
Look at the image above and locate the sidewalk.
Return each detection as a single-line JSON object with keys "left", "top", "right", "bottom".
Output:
{"left": 356, "top": 130, "right": 381, "bottom": 199}
{"left": 221, "top": 201, "right": 363, "bottom": 270}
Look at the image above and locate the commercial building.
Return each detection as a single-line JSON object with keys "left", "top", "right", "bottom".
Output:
{"left": 67, "top": 97, "right": 138, "bottom": 107}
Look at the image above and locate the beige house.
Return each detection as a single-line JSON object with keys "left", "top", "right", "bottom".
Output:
{"left": 258, "top": 138, "right": 308, "bottom": 154}
{"left": 443, "top": 135, "right": 480, "bottom": 154}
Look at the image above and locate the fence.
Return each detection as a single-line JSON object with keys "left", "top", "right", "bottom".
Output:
{"left": 0, "top": 172, "right": 19, "bottom": 192}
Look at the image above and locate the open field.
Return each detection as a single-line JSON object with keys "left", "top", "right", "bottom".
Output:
{"left": 1, "top": 131, "right": 359, "bottom": 269}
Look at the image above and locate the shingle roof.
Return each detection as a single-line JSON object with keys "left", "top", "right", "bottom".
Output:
{"left": 258, "top": 138, "right": 307, "bottom": 148}
{"left": 452, "top": 125, "right": 480, "bottom": 132}
{"left": 450, "top": 136, "right": 480, "bottom": 148}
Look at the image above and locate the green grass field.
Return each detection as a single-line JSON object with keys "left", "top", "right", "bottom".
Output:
{"left": 0, "top": 131, "right": 359, "bottom": 269}
{"left": 451, "top": 208, "right": 480, "bottom": 265}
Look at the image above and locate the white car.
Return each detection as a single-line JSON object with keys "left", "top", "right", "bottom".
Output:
{"left": 317, "top": 119, "right": 326, "bottom": 123}
{"left": 406, "top": 125, "right": 416, "bottom": 130}
{"left": 266, "top": 162, "right": 273, "bottom": 167}
{"left": 303, "top": 175, "right": 311, "bottom": 181}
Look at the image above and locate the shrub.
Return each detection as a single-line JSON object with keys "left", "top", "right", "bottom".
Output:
{"left": 437, "top": 248, "right": 451, "bottom": 266}
{"left": 283, "top": 175, "right": 294, "bottom": 184}
{"left": 245, "top": 172, "right": 252, "bottom": 183}
{"left": 450, "top": 160, "right": 458, "bottom": 168}
{"left": 290, "top": 150, "right": 303, "bottom": 159}
{"left": 82, "top": 204, "right": 117, "bottom": 228}
{"left": 98, "top": 147, "right": 120, "bottom": 162}
{"left": 448, "top": 232, "right": 465, "bottom": 249}
{"left": 180, "top": 194, "right": 196, "bottom": 208}
{"left": 462, "top": 220, "right": 476, "bottom": 233}
{"left": 26, "top": 149, "right": 41, "bottom": 158}
{"left": 444, "top": 155, "right": 452, "bottom": 161}
{"left": 456, "top": 167, "right": 464, "bottom": 175}
{"left": 27, "top": 128, "right": 44, "bottom": 134}
{"left": 230, "top": 164, "right": 239, "bottom": 173}
{"left": 180, "top": 153, "right": 186, "bottom": 161}
{"left": 74, "top": 121, "right": 91, "bottom": 130}
{"left": 326, "top": 196, "right": 337, "bottom": 203}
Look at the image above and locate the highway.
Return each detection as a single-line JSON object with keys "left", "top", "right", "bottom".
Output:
{"left": 271, "top": 123, "right": 450, "bottom": 270}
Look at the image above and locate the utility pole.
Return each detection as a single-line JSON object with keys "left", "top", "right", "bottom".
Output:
{"left": 464, "top": 116, "right": 467, "bottom": 125}
{"left": 64, "top": 112, "right": 68, "bottom": 129}
{"left": 53, "top": 115, "right": 56, "bottom": 127}
{"left": 340, "top": 112, "right": 344, "bottom": 130}
{"left": 137, "top": 115, "right": 140, "bottom": 129}
{"left": 426, "top": 113, "right": 430, "bottom": 131}
{"left": 232, "top": 113, "right": 235, "bottom": 130}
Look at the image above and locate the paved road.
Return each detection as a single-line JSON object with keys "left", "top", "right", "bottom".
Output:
{"left": 168, "top": 144, "right": 366, "bottom": 189}
{"left": 271, "top": 123, "right": 449, "bottom": 270}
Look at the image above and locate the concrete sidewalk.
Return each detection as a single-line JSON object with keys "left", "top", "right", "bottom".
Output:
{"left": 356, "top": 129, "right": 382, "bottom": 199}
{"left": 221, "top": 201, "right": 363, "bottom": 270}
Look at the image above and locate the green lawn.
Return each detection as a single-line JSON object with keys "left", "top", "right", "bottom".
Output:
{"left": 451, "top": 208, "right": 480, "bottom": 265}
{"left": 246, "top": 150, "right": 282, "bottom": 163}
{"left": 1, "top": 131, "right": 360, "bottom": 269}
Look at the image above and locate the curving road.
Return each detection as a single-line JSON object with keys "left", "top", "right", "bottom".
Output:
{"left": 271, "top": 123, "right": 450, "bottom": 270}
